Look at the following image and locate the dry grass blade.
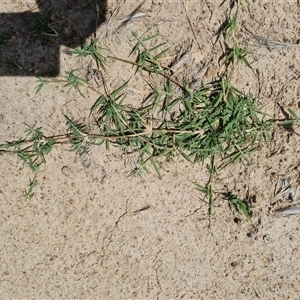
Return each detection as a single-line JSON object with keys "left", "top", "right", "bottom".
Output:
{"left": 244, "top": 27, "right": 299, "bottom": 49}
{"left": 280, "top": 206, "right": 300, "bottom": 215}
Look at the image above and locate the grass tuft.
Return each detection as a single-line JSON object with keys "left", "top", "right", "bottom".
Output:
{"left": 0, "top": 0, "right": 298, "bottom": 226}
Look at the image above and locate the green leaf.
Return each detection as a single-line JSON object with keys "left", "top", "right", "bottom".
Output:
{"left": 287, "top": 108, "right": 300, "bottom": 121}
{"left": 228, "top": 192, "right": 251, "bottom": 221}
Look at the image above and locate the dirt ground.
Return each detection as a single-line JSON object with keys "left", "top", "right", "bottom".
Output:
{"left": 1, "top": 0, "right": 300, "bottom": 299}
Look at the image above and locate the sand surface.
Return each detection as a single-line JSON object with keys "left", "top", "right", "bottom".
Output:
{"left": 1, "top": 0, "right": 300, "bottom": 299}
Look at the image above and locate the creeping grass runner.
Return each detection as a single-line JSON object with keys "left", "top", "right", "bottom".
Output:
{"left": 0, "top": 0, "right": 297, "bottom": 225}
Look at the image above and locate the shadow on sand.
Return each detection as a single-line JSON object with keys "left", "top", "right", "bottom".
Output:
{"left": 0, "top": 0, "right": 106, "bottom": 76}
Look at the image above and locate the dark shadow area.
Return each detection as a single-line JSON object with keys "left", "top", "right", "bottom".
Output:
{"left": 0, "top": 0, "right": 106, "bottom": 76}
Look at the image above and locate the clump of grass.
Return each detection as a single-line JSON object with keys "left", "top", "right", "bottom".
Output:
{"left": 24, "top": 177, "right": 38, "bottom": 200}
{"left": 8, "top": 123, "right": 57, "bottom": 172}
{"left": 227, "top": 192, "right": 252, "bottom": 221}
{"left": 33, "top": 14, "right": 59, "bottom": 41}
{"left": 5, "top": 60, "right": 23, "bottom": 70}
{"left": 70, "top": 38, "right": 107, "bottom": 71}
{"left": 222, "top": 45, "right": 252, "bottom": 70}
{"left": 88, "top": 74, "right": 272, "bottom": 179}
{"left": 131, "top": 29, "right": 168, "bottom": 75}
{"left": 0, "top": 0, "right": 297, "bottom": 224}
{"left": 63, "top": 69, "right": 89, "bottom": 98}
{"left": 192, "top": 181, "right": 215, "bottom": 227}
{"left": 35, "top": 41, "right": 106, "bottom": 96}
{"left": 0, "top": 27, "right": 296, "bottom": 205}
{"left": 223, "top": 12, "right": 238, "bottom": 40}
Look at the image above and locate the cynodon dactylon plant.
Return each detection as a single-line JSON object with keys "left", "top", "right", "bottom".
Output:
{"left": 0, "top": 0, "right": 299, "bottom": 224}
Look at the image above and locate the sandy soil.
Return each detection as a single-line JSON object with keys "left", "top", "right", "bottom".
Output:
{"left": 1, "top": 0, "right": 300, "bottom": 299}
